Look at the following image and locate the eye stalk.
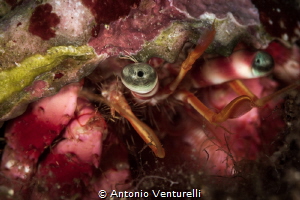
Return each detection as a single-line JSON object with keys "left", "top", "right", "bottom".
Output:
{"left": 251, "top": 51, "right": 274, "bottom": 77}
{"left": 121, "top": 63, "right": 158, "bottom": 97}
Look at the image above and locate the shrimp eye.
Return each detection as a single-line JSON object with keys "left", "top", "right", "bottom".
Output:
{"left": 121, "top": 63, "right": 158, "bottom": 94}
{"left": 251, "top": 51, "right": 274, "bottom": 76}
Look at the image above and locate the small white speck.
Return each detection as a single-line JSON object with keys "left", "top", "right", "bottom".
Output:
{"left": 8, "top": 189, "right": 14, "bottom": 196}
{"left": 279, "top": 20, "right": 286, "bottom": 29}
{"left": 269, "top": 19, "right": 273, "bottom": 25}
{"left": 75, "top": 2, "right": 82, "bottom": 7}
{"left": 5, "top": 160, "right": 15, "bottom": 169}
{"left": 282, "top": 33, "right": 289, "bottom": 41}
{"left": 24, "top": 166, "right": 31, "bottom": 173}
{"left": 101, "top": 91, "right": 108, "bottom": 97}
{"left": 73, "top": 12, "right": 80, "bottom": 18}
{"left": 276, "top": 8, "right": 281, "bottom": 12}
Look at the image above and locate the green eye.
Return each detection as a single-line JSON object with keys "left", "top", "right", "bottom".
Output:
{"left": 121, "top": 63, "right": 158, "bottom": 94}
{"left": 252, "top": 51, "right": 274, "bottom": 77}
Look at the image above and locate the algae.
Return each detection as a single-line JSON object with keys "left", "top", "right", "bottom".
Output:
{"left": 0, "top": 45, "right": 95, "bottom": 104}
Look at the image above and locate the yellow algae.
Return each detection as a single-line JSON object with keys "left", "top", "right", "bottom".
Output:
{"left": 0, "top": 45, "right": 95, "bottom": 103}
